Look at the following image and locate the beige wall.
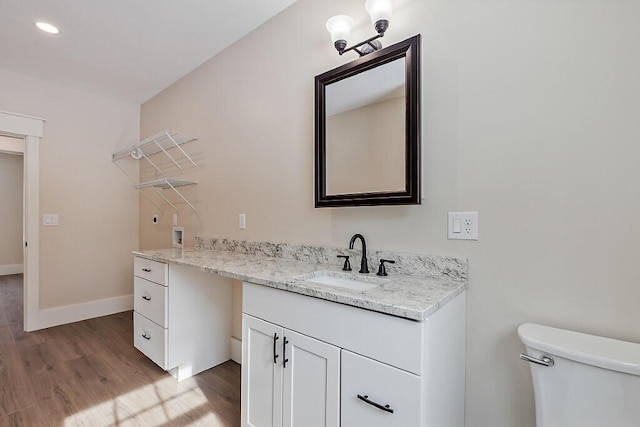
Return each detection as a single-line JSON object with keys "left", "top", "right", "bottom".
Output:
{"left": 0, "top": 152, "right": 23, "bottom": 266}
{"left": 140, "top": 0, "right": 640, "bottom": 426}
{"left": 0, "top": 67, "right": 140, "bottom": 310}
{"left": 326, "top": 96, "right": 405, "bottom": 194}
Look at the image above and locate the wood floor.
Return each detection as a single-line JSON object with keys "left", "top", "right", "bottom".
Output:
{"left": 0, "top": 274, "right": 241, "bottom": 427}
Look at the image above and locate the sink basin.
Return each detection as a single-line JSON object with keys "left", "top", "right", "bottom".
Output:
{"left": 295, "top": 271, "right": 387, "bottom": 291}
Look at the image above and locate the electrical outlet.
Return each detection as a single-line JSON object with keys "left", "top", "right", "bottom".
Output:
{"left": 239, "top": 213, "right": 246, "bottom": 230}
{"left": 448, "top": 212, "right": 478, "bottom": 240}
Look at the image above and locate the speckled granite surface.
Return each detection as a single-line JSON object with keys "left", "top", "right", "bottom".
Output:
{"left": 135, "top": 238, "right": 467, "bottom": 321}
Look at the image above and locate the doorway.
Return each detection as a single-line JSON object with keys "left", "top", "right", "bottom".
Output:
{"left": 0, "top": 110, "right": 44, "bottom": 331}
{"left": 0, "top": 139, "right": 23, "bottom": 276}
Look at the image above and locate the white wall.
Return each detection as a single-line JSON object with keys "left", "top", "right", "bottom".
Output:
{"left": 0, "top": 67, "right": 140, "bottom": 316}
{"left": 140, "top": 0, "right": 640, "bottom": 426}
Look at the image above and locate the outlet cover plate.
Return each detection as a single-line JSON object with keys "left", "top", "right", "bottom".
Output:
{"left": 448, "top": 212, "right": 478, "bottom": 240}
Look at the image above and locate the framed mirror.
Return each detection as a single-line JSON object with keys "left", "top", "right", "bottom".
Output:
{"left": 315, "top": 35, "right": 421, "bottom": 207}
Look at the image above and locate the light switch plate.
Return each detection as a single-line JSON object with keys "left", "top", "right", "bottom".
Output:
{"left": 43, "top": 214, "right": 59, "bottom": 226}
{"left": 239, "top": 213, "right": 246, "bottom": 230}
{"left": 448, "top": 212, "right": 478, "bottom": 240}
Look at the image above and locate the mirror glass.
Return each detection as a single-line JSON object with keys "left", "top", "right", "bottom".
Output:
{"left": 315, "top": 35, "right": 421, "bottom": 207}
{"left": 325, "top": 58, "right": 406, "bottom": 195}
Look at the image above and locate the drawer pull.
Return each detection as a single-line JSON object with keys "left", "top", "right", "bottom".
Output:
{"left": 357, "top": 394, "right": 394, "bottom": 414}
{"left": 141, "top": 295, "right": 151, "bottom": 301}
{"left": 283, "top": 337, "right": 289, "bottom": 368}
{"left": 141, "top": 332, "right": 151, "bottom": 340}
{"left": 273, "top": 333, "right": 280, "bottom": 364}
{"left": 142, "top": 268, "right": 152, "bottom": 272}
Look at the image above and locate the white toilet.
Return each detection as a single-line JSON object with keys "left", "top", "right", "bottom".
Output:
{"left": 518, "top": 323, "right": 640, "bottom": 427}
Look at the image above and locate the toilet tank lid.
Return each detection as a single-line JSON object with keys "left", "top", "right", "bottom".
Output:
{"left": 518, "top": 323, "right": 640, "bottom": 376}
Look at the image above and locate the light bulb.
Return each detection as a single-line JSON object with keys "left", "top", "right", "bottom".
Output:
{"left": 35, "top": 22, "right": 59, "bottom": 34}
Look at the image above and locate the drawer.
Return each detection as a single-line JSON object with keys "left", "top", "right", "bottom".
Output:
{"left": 341, "top": 350, "right": 422, "bottom": 427}
{"left": 133, "top": 312, "right": 168, "bottom": 370}
{"left": 134, "top": 256, "right": 167, "bottom": 286}
{"left": 134, "top": 277, "right": 168, "bottom": 327}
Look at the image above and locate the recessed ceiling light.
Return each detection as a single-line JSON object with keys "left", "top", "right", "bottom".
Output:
{"left": 35, "top": 22, "right": 59, "bottom": 34}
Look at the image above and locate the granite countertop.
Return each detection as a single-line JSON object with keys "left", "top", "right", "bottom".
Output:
{"left": 134, "top": 241, "right": 467, "bottom": 321}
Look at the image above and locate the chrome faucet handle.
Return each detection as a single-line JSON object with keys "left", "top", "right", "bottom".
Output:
{"left": 376, "top": 259, "right": 395, "bottom": 276}
{"left": 337, "top": 255, "right": 352, "bottom": 271}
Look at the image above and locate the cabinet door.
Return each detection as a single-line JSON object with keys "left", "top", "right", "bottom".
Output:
{"left": 242, "top": 314, "right": 283, "bottom": 427}
{"left": 282, "top": 329, "right": 340, "bottom": 427}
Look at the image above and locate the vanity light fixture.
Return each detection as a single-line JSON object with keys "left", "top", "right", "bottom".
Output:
{"left": 325, "top": 0, "right": 393, "bottom": 56}
{"left": 35, "top": 21, "right": 59, "bottom": 34}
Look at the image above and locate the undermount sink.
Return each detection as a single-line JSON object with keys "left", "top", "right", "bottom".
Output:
{"left": 295, "top": 271, "right": 388, "bottom": 291}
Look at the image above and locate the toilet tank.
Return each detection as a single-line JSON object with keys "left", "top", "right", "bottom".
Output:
{"left": 518, "top": 323, "right": 640, "bottom": 427}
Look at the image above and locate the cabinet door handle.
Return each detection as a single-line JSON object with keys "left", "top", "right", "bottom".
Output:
{"left": 142, "top": 295, "right": 151, "bottom": 301}
{"left": 283, "top": 337, "right": 289, "bottom": 368}
{"left": 142, "top": 268, "right": 151, "bottom": 272}
{"left": 357, "top": 394, "right": 394, "bottom": 414}
{"left": 141, "top": 333, "right": 151, "bottom": 340}
{"left": 273, "top": 333, "right": 280, "bottom": 364}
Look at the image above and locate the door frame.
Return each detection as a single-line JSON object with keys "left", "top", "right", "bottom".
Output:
{"left": 0, "top": 110, "right": 44, "bottom": 332}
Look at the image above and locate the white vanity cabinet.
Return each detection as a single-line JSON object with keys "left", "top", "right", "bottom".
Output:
{"left": 242, "top": 281, "right": 466, "bottom": 427}
{"left": 242, "top": 314, "right": 340, "bottom": 427}
{"left": 133, "top": 256, "right": 233, "bottom": 381}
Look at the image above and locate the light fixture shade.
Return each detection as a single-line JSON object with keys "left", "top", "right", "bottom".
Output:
{"left": 325, "top": 15, "right": 354, "bottom": 43}
{"left": 365, "top": 0, "right": 393, "bottom": 24}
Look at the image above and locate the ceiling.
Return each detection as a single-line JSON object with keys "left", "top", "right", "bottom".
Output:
{"left": 0, "top": 0, "right": 298, "bottom": 104}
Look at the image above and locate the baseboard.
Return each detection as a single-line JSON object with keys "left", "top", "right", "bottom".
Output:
{"left": 0, "top": 264, "right": 23, "bottom": 276}
{"left": 231, "top": 336, "right": 242, "bottom": 364}
{"left": 37, "top": 294, "right": 133, "bottom": 330}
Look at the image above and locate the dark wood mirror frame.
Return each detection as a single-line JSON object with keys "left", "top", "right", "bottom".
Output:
{"left": 314, "top": 34, "right": 421, "bottom": 208}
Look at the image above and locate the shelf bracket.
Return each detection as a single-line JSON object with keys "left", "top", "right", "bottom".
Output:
{"left": 151, "top": 186, "right": 180, "bottom": 213}
{"left": 166, "top": 131, "right": 198, "bottom": 168}
{"left": 138, "top": 147, "right": 164, "bottom": 177}
{"left": 153, "top": 133, "right": 183, "bottom": 171}
{"left": 164, "top": 179, "right": 198, "bottom": 212}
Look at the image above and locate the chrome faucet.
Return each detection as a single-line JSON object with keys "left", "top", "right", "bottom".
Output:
{"left": 349, "top": 234, "right": 369, "bottom": 274}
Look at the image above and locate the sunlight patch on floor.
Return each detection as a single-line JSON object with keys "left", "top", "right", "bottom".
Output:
{"left": 64, "top": 376, "right": 222, "bottom": 426}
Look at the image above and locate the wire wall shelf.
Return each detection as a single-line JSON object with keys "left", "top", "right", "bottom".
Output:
{"left": 112, "top": 130, "right": 199, "bottom": 213}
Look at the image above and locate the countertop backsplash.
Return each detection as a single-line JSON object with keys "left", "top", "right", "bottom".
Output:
{"left": 194, "top": 236, "right": 467, "bottom": 283}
